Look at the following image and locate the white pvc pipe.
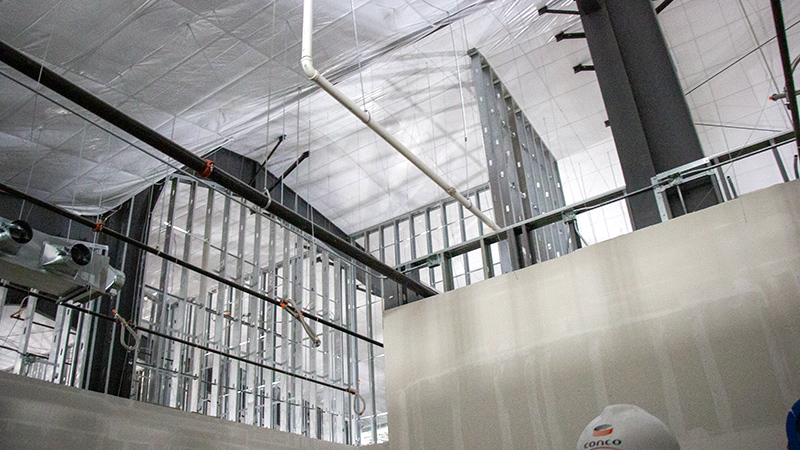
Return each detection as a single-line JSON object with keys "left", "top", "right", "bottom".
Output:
{"left": 301, "top": 0, "right": 500, "bottom": 231}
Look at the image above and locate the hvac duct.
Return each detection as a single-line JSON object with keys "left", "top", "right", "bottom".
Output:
{"left": 41, "top": 242, "right": 92, "bottom": 276}
{"left": 300, "top": 0, "right": 501, "bottom": 232}
{"left": 0, "top": 219, "right": 33, "bottom": 255}
{"left": 0, "top": 217, "right": 125, "bottom": 303}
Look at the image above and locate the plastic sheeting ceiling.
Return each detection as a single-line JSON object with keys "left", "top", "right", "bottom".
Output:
{"left": 0, "top": 0, "right": 798, "bottom": 232}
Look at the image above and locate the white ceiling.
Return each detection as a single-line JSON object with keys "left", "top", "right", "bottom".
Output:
{"left": 0, "top": 0, "right": 798, "bottom": 233}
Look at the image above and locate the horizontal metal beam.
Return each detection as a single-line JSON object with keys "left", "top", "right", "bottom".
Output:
{"left": 0, "top": 182, "right": 384, "bottom": 348}
{"left": 0, "top": 39, "right": 437, "bottom": 299}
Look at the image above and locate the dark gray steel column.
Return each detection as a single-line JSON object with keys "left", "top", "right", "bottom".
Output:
{"left": 577, "top": 0, "right": 717, "bottom": 228}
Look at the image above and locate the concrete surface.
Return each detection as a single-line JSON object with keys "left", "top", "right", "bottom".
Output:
{"left": 385, "top": 180, "right": 800, "bottom": 450}
{"left": 0, "top": 370, "right": 363, "bottom": 450}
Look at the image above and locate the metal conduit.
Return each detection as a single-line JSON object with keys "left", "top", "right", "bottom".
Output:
{"left": 300, "top": 0, "right": 501, "bottom": 233}
{"left": 0, "top": 182, "right": 384, "bottom": 348}
{"left": 0, "top": 39, "right": 437, "bottom": 299}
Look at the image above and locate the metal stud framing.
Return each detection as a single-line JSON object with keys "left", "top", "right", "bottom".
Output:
{"left": 469, "top": 49, "right": 571, "bottom": 266}
{"left": 127, "top": 175, "right": 386, "bottom": 445}
{"left": 352, "top": 180, "right": 628, "bottom": 308}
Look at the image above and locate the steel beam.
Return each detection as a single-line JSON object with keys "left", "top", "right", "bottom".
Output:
{"left": 577, "top": 0, "right": 717, "bottom": 228}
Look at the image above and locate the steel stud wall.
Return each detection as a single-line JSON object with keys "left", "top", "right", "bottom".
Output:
{"left": 469, "top": 49, "right": 570, "bottom": 265}
{"left": 133, "top": 175, "right": 387, "bottom": 445}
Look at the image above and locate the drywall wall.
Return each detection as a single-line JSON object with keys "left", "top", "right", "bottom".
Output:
{"left": 0, "top": 370, "right": 366, "bottom": 450}
{"left": 385, "top": 180, "right": 800, "bottom": 450}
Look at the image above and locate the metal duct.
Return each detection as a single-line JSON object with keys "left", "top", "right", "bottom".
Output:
{"left": 0, "top": 217, "right": 123, "bottom": 303}
{"left": 0, "top": 219, "right": 32, "bottom": 255}
{"left": 41, "top": 242, "right": 92, "bottom": 276}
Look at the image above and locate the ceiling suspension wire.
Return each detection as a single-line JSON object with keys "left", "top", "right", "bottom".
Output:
{"left": 448, "top": 12, "right": 470, "bottom": 187}
{"left": 425, "top": 62, "right": 439, "bottom": 173}
{"left": 293, "top": 82, "right": 301, "bottom": 212}
{"left": 187, "top": 22, "right": 223, "bottom": 87}
{"left": 685, "top": 17, "right": 800, "bottom": 97}
{"left": 263, "top": 0, "right": 279, "bottom": 187}
{"left": 356, "top": 110, "right": 362, "bottom": 229}
{"left": 281, "top": 21, "right": 289, "bottom": 141}
{"left": 278, "top": 22, "right": 289, "bottom": 207}
{"left": 350, "top": 0, "right": 368, "bottom": 111}
{"left": 65, "top": 123, "right": 88, "bottom": 239}
{"left": 307, "top": 96, "right": 314, "bottom": 245}
{"left": 736, "top": 0, "right": 784, "bottom": 100}
{"left": 19, "top": 0, "right": 68, "bottom": 218}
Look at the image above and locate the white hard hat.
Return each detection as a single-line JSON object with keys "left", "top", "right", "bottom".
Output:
{"left": 576, "top": 404, "right": 680, "bottom": 450}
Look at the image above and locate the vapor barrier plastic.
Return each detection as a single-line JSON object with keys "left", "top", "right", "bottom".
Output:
{"left": 0, "top": 0, "right": 576, "bottom": 225}
{"left": 1, "top": 0, "right": 796, "bottom": 232}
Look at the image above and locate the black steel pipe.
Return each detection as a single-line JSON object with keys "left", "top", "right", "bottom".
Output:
{"left": 268, "top": 150, "right": 310, "bottom": 191}
{"left": 555, "top": 31, "right": 586, "bottom": 42}
{"left": 655, "top": 0, "right": 674, "bottom": 14}
{"left": 0, "top": 282, "right": 351, "bottom": 393}
{"left": 248, "top": 135, "right": 286, "bottom": 186}
{"left": 538, "top": 7, "right": 579, "bottom": 15}
{"left": 0, "top": 39, "right": 437, "bottom": 299}
{"left": 0, "top": 182, "right": 383, "bottom": 347}
{"left": 770, "top": 0, "right": 800, "bottom": 157}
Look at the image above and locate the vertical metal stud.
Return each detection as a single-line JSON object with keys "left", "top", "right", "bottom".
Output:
{"left": 190, "top": 186, "right": 214, "bottom": 414}
{"left": 14, "top": 290, "right": 38, "bottom": 375}
{"left": 150, "top": 177, "right": 177, "bottom": 403}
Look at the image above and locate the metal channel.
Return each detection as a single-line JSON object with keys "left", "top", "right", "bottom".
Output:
{"left": 469, "top": 49, "right": 571, "bottom": 265}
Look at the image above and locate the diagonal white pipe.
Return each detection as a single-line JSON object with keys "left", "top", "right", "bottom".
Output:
{"left": 301, "top": 0, "right": 500, "bottom": 231}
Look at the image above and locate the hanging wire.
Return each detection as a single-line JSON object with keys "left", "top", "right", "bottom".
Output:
{"left": 280, "top": 20, "right": 289, "bottom": 207}
{"left": 425, "top": 62, "right": 440, "bottom": 172}
{"left": 263, "top": 0, "right": 279, "bottom": 189}
{"left": 448, "top": 12, "right": 470, "bottom": 187}
{"left": 350, "top": 0, "right": 368, "bottom": 111}
{"left": 685, "top": 17, "right": 800, "bottom": 96}
{"left": 307, "top": 96, "right": 314, "bottom": 246}
{"left": 294, "top": 83, "right": 301, "bottom": 212}
{"left": 736, "top": 0, "right": 785, "bottom": 113}
{"left": 65, "top": 123, "right": 88, "bottom": 239}
{"left": 20, "top": 0, "right": 67, "bottom": 219}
